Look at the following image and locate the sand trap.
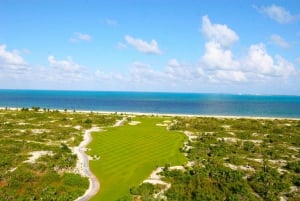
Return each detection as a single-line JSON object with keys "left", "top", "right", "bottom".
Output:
{"left": 156, "top": 123, "right": 168, "bottom": 127}
{"left": 128, "top": 121, "right": 141, "bottom": 126}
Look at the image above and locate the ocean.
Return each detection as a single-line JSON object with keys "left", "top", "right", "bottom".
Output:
{"left": 0, "top": 89, "right": 300, "bottom": 118}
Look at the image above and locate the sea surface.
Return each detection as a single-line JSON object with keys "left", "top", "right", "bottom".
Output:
{"left": 0, "top": 89, "right": 300, "bottom": 118}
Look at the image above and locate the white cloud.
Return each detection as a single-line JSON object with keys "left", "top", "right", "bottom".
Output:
{"left": 48, "top": 55, "right": 82, "bottom": 72}
{"left": 201, "top": 15, "right": 239, "bottom": 48}
{"left": 202, "top": 42, "right": 239, "bottom": 70}
{"left": 200, "top": 16, "right": 239, "bottom": 72}
{"left": 199, "top": 16, "right": 297, "bottom": 85}
{"left": 129, "top": 62, "right": 166, "bottom": 83}
{"left": 167, "top": 59, "right": 181, "bottom": 68}
{"left": 166, "top": 59, "right": 200, "bottom": 81}
{"left": 70, "top": 32, "right": 92, "bottom": 42}
{"left": 95, "top": 70, "right": 126, "bottom": 81}
{"left": 259, "top": 5, "right": 295, "bottom": 24}
{"left": 214, "top": 70, "right": 247, "bottom": 82}
{"left": 270, "top": 34, "right": 290, "bottom": 48}
{"left": 244, "top": 43, "right": 295, "bottom": 78}
{"left": 125, "top": 35, "right": 162, "bottom": 54}
{"left": 0, "top": 44, "right": 29, "bottom": 74}
{"left": 0, "top": 44, "right": 26, "bottom": 66}
{"left": 46, "top": 56, "right": 87, "bottom": 82}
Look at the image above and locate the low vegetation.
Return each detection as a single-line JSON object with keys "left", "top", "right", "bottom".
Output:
{"left": 130, "top": 117, "right": 300, "bottom": 201}
{"left": 1, "top": 108, "right": 300, "bottom": 201}
{"left": 0, "top": 108, "right": 119, "bottom": 201}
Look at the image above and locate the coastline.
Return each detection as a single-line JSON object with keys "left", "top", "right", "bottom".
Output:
{"left": 1, "top": 107, "right": 300, "bottom": 120}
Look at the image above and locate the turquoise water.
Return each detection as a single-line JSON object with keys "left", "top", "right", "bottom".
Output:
{"left": 0, "top": 89, "right": 300, "bottom": 118}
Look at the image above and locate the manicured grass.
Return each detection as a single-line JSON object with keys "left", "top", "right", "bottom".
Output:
{"left": 88, "top": 116, "right": 187, "bottom": 201}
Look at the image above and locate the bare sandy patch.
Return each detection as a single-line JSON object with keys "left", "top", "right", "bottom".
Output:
{"left": 31, "top": 129, "right": 50, "bottom": 134}
{"left": 224, "top": 163, "right": 255, "bottom": 172}
{"left": 222, "top": 125, "right": 231, "bottom": 129}
{"left": 247, "top": 158, "right": 263, "bottom": 163}
{"left": 183, "top": 131, "right": 198, "bottom": 141}
{"left": 18, "top": 122, "right": 30, "bottom": 125}
{"left": 218, "top": 137, "right": 238, "bottom": 143}
{"left": 24, "top": 151, "right": 53, "bottom": 163}
{"left": 243, "top": 139, "right": 263, "bottom": 144}
{"left": 74, "top": 125, "right": 81, "bottom": 130}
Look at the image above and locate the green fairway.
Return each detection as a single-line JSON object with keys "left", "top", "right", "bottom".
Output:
{"left": 87, "top": 116, "right": 187, "bottom": 201}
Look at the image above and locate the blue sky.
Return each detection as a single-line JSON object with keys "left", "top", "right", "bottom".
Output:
{"left": 1, "top": 0, "right": 300, "bottom": 95}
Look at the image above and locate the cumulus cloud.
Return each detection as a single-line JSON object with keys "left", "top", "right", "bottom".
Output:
{"left": 95, "top": 70, "right": 126, "bottom": 81}
{"left": 94, "top": 60, "right": 203, "bottom": 91}
{"left": 270, "top": 34, "right": 290, "bottom": 48}
{"left": 0, "top": 44, "right": 29, "bottom": 73}
{"left": 201, "top": 15, "right": 239, "bottom": 48}
{"left": 0, "top": 44, "right": 26, "bottom": 66}
{"left": 200, "top": 16, "right": 239, "bottom": 72}
{"left": 125, "top": 35, "right": 162, "bottom": 54}
{"left": 166, "top": 59, "right": 201, "bottom": 81}
{"left": 70, "top": 32, "right": 92, "bottom": 42}
{"left": 258, "top": 5, "right": 296, "bottom": 24}
{"left": 213, "top": 70, "right": 247, "bottom": 82}
{"left": 244, "top": 43, "right": 295, "bottom": 78}
{"left": 198, "top": 16, "right": 297, "bottom": 85}
{"left": 129, "top": 62, "right": 166, "bottom": 83}
{"left": 47, "top": 55, "right": 88, "bottom": 82}
{"left": 202, "top": 42, "right": 239, "bottom": 70}
{"left": 48, "top": 55, "right": 83, "bottom": 72}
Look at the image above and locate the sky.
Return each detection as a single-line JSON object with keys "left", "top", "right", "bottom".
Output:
{"left": 1, "top": 0, "right": 300, "bottom": 95}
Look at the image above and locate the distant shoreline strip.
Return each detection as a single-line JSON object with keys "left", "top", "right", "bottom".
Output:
{"left": 1, "top": 107, "right": 299, "bottom": 120}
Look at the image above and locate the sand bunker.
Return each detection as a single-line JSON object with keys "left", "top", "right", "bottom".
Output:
{"left": 128, "top": 121, "right": 141, "bottom": 125}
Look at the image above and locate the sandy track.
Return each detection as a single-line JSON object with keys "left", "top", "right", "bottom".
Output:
{"left": 75, "top": 127, "right": 101, "bottom": 201}
{"left": 113, "top": 117, "right": 127, "bottom": 127}
{"left": 75, "top": 118, "right": 126, "bottom": 200}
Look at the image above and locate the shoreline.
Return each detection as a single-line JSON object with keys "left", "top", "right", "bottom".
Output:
{"left": 1, "top": 107, "right": 300, "bottom": 120}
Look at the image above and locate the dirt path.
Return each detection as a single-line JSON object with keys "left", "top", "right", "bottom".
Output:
{"left": 75, "top": 118, "right": 126, "bottom": 200}
{"left": 75, "top": 127, "right": 100, "bottom": 201}
{"left": 113, "top": 117, "right": 127, "bottom": 127}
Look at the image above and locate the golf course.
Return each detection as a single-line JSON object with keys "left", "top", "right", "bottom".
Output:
{"left": 87, "top": 116, "right": 187, "bottom": 201}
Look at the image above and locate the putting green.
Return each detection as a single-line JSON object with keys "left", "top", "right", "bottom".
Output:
{"left": 88, "top": 116, "right": 187, "bottom": 201}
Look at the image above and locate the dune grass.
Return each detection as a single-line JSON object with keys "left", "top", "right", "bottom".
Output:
{"left": 87, "top": 116, "right": 187, "bottom": 201}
